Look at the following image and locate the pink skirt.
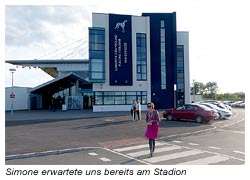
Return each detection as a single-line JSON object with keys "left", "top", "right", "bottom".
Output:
{"left": 145, "top": 123, "right": 159, "bottom": 139}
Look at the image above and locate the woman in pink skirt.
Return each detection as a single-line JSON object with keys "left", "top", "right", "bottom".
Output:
{"left": 145, "top": 102, "right": 160, "bottom": 157}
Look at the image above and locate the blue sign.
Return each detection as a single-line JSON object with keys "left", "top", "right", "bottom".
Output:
{"left": 109, "top": 14, "right": 132, "bottom": 86}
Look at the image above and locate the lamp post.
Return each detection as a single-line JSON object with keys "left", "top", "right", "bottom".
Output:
{"left": 9, "top": 68, "right": 16, "bottom": 116}
{"left": 174, "top": 84, "right": 177, "bottom": 108}
{"left": 192, "top": 79, "right": 195, "bottom": 103}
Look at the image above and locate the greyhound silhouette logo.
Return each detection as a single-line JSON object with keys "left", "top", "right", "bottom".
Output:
{"left": 114, "top": 20, "right": 128, "bottom": 33}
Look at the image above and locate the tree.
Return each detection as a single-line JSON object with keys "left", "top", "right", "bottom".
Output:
{"left": 190, "top": 81, "right": 205, "bottom": 95}
{"left": 214, "top": 92, "right": 245, "bottom": 101}
{"left": 190, "top": 81, "right": 245, "bottom": 101}
{"left": 203, "top": 81, "right": 218, "bottom": 99}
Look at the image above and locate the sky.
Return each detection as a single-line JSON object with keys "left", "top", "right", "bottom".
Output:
{"left": 3, "top": 0, "right": 250, "bottom": 93}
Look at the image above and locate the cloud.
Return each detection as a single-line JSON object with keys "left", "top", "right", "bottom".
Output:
{"left": 5, "top": 5, "right": 91, "bottom": 47}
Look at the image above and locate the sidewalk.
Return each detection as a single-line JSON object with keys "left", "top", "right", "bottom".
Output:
{"left": 5, "top": 109, "right": 130, "bottom": 126}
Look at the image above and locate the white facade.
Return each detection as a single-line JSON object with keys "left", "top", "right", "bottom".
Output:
{"left": 177, "top": 31, "right": 190, "bottom": 104}
{"left": 191, "top": 95, "right": 203, "bottom": 103}
{"left": 92, "top": 13, "right": 151, "bottom": 112}
{"left": 5, "top": 87, "right": 31, "bottom": 111}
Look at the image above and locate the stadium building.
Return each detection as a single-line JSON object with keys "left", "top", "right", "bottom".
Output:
{"left": 6, "top": 12, "right": 190, "bottom": 112}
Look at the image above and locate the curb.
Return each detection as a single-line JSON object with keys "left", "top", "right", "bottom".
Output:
{"left": 6, "top": 147, "right": 100, "bottom": 161}
{"left": 6, "top": 113, "right": 130, "bottom": 126}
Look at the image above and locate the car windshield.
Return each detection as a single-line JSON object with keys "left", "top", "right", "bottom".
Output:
{"left": 203, "top": 103, "right": 217, "bottom": 109}
{"left": 176, "top": 106, "right": 185, "bottom": 110}
{"left": 198, "top": 104, "right": 213, "bottom": 111}
{"left": 209, "top": 103, "right": 220, "bottom": 109}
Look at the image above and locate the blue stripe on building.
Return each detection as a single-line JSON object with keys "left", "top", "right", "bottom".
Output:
{"left": 109, "top": 14, "right": 133, "bottom": 86}
{"left": 142, "top": 12, "right": 177, "bottom": 109}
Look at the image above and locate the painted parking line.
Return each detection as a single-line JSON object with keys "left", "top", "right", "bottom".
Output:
{"left": 113, "top": 144, "right": 149, "bottom": 152}
{"left": 88, "top": 152, "right": 98, "bottom": 156}
{"left": 208, "top": 146, "right": 221, "bottom": 150}
{"left": 6, "top": 146, "right": 101, "bottom": 161}
{"left": 177, "top": 155, "right": 230, "bottom": 165}
{"left": 233, "top": 151, "right": 245, "bottom": 155}
{"left": 113, "top": 142, "right": 163, "bottom": 152}
{"left": 143, "top": 149, "right": 203, "bottom": 163}
{"left": 216, "top": 129, "right": 245, "bottom": 135}
{"left": 99, "top": 157, "right": 111, "bottom": 162}
{"left": 104, "top": 147, "right": 151, "bottom": 165}
{"left": 188, "top": 143, "right": 199, "bottom": 146}
{"left": 219, "top": 119, "right": 245, "bottom": 128}
{"left": 127, "top": 145, "right": 182, "bottom": 157}
{"left": 104, "top": 119, "right": 115, "bottom": 122}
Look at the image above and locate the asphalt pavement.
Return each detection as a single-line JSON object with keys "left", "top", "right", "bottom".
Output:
{"left": 5, "top": 109, "right": 131, "bottom": 126}
{"left": 5, "top": 108, "right": 245, "bottom": 165}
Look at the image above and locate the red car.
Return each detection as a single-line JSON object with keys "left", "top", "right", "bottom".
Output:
{"left": 163, "top": 103, "right": 219, "bottom": 123}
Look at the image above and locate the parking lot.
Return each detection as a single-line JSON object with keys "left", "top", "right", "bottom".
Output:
{"left": 5, "top": 108, "right": 245, "bottom": 165}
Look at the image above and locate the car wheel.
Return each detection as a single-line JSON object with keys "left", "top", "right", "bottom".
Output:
{"left": 167, "top": 114, "right": 173, "bottom": 121}
{"left": 218, "top": 113, "right": 222, "bottom": 119}
{"left": 195, "top": 115, "right": 203, "bottom": 123}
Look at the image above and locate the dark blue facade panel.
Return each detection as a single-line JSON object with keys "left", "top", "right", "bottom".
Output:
{"left": 109, "top": 14, "right": 133, "bottom": 86}
{"left": 142, "top": 13, "right": 177, "bottom": 109}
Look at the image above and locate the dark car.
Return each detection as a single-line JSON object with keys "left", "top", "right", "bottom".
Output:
{"left": 163, "top": 103, "right": 219, "bottom": 123}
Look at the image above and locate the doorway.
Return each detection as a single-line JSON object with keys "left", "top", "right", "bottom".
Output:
{"left": 83, "top": 92, "right": 93, "bottom": 109}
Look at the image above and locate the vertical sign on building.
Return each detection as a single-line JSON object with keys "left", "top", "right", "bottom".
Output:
{"left": 109, "top": 14, "right": 132, "bottom": 85}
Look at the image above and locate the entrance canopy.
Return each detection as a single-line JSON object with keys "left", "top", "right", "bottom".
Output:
{"left": 30, "top": 72, "right": 90, "bottom": 94}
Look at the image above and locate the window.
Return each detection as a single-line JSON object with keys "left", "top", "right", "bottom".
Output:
{"left": 95, "top": 92, "right": 103, "bottom": 105}
{"left": 177, "top": 45, "right": 185, "bottom": 106}
{"left": 160, "top": 20, "right": 166, "bottom": 89}
{"left": 103, "top": 92, "right": 115, "bottom": 104}
{"left": 114, "top": 92, "right": 126, "bottom": 104}
{"left": 136, "top": 33, "right": 147, "bottom": 81}
{"left": 89, "top": 27, "right": 105, "bottom": 82}
{"left": 177, "top": 45, "right": 184, "bottom": 91}
{"left": 94, "top": 91, "right": 147, "bottom": 105}
{"left": 160, "top": 20, "right": 165, "bottom": 28}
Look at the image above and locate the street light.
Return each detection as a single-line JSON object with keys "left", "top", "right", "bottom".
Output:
{"left": 174, "top": 84, "right": 176, "bottom": 108}
{"left": 9, "top": 68, "right": 16, "bottom": 116}
{"left": 192, "top": 79, "right": 195, "bottom": 103}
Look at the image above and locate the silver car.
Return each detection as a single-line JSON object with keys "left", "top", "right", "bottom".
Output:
{"left": 200, "top": 103, "right": 232, "bottom": 119}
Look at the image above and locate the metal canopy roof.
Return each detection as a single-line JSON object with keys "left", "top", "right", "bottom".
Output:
{"left": 5, "top": 59, "right": 90, "bottom": 78}
{"left": 5, "top": 59, "right": 89, "bottom": 65}
{"left": 30, "top": 72, "right": 90, "bottom": 94}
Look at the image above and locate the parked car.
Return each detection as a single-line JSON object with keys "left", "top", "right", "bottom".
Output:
{"left": 230, "top": 101, "right": 244, "bottom": 107}
{"left": 199, "top": 102, "right": 232, "bottom": 119}
{"left": 231, "top": 101, "right": 245, "bottom": 107}
{"left": 203, "top": 100, "right": 232, "bottom": 111}
{"left": 163, "top": 104, "right": 219, "bottom": 123}
{"left": 223, "top": 104, "right": 232, "bottom": 111}
{"left": 238, "top": 102, "right": 245, "bottom": 108}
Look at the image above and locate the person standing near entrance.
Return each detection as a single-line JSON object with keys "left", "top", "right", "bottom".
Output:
{"left": 130, "top": 100, "right": 136, "bottom": 120}
{"left": 135, "top": 99, "right": 141, "bottom": 120}
{"left": 144, "top": 102, "right": 160, "bottom": 157}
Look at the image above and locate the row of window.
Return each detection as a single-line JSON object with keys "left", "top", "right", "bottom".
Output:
{"left": 94, "top": 91, "right": 147, "bottom": 105}
{"left": 160, "top": 20, "right": 166, "bottom": 89}
{"left": 89, "top": 28, "right": 105, "bottom": 82}
{"left": 136, "top": 33, "right": 147, "bottom": 81}
{"left": 177, "top": 45, "right": 185, "bottom": 93}
{"left": 89, "top": 28, "right": 148, "bottom": 83}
